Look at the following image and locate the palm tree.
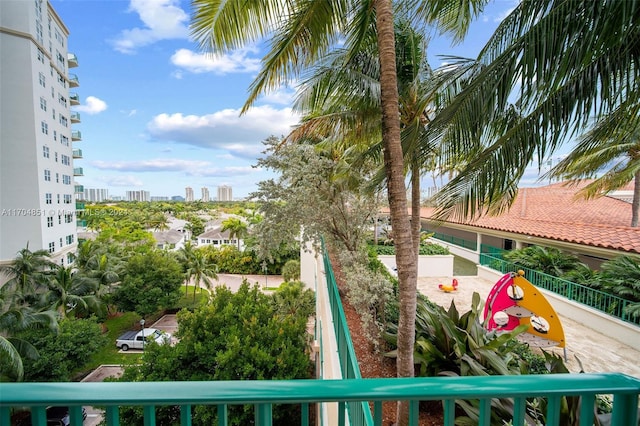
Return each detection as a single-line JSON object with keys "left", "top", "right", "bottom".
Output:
{"left": 547, "top": 120, "right": 640, "bottom": 227}
{"left": 0, "top": 289, "right": 57, "bottom": 381}
{"left": 178, "top": 242, "right": 218, "bottom": 300}
{"left": 43, "top": 266, "right": 103, "bottom": 318}
{"left": 190, "top": 2, "right": 485, "bottom": 423}
{"left": 220, "top": 217, "right": 248, "bottom": 250}
{"left": 0, "top": 244, "right": 55, "bottom": 303}
{"left": 292, "top": 18, "right": 437, "bottom": 263}
{"left": 427, "top": 0, "right": 640, "bottom": 224}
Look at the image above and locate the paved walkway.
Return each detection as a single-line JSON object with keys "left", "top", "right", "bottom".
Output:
{"left": 418, "top": 276, "right": 640, "bottom": 378}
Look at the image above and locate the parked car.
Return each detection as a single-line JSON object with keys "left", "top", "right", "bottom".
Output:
{"left": 115, "top": 328, "right": 171, "bottom": 351}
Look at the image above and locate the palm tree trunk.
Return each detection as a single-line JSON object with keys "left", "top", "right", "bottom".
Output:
{"left": 374, "top": 1, "right": 417, "bottom": 424}
{"left": 632, "top": 169, "right": 640, "bottom": 227}
{"left": 411, "top": 159, "right": 421, "bottom": 266}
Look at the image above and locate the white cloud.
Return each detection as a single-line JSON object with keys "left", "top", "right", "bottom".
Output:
{"left": 170, "top": 48, "right": 261, "bottom": 75}
{"left": 75, "top": 96, "right": 108, "bottom": 115}
{"left": 91, "top": 158, "right": 210, "bottom": 172}
{"left": 111, "top": 0, "right": 189, "bottom": 54}
{"left": 98, "top": 175, "right": 144, "bottom": 187}
{"left": 146, "top": 106, "right": 300, "bottom": 158}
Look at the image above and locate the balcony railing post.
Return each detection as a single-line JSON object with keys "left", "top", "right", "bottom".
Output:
{"left": 254, "top": 403, "right": 272, "bottom": 426}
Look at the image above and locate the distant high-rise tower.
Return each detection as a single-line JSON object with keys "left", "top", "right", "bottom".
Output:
{"left": 83, "top": 188, "right": 109, "bottom": 202}
{"left": 201, "top": 187, "right": 210, "bottom": 202}
{"left": 1, "top": 0, "right": 80, "bottom": 266}
{"left": 126, "top": 191, "right": 150, "bottom": 202}
{"left": 185, "top": 187, "right": 194, "bottom": 202}
{"left": 217, "top": 185, "right": 233, "bottom": 202}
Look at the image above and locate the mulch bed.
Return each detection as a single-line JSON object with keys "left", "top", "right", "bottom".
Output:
{"left": 329, "top": 252, "right": 444, "bottom": 425}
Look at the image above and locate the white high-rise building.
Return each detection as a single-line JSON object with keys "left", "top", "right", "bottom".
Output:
{"left": 1, "top": 0, "right": 80, "bottom": 266}
{"left": 201, "top": 187, "right": 210, "bottom": 202}
{"left": 185, "top": 187, "right": 194, "bottom": 202}
{"left": 83, "top": 188, "right": 109, "bottom": 202}
{"left": 126, "top": 191, "right": 150, "bottom": 202}
{"left": 217, "top": 185, "right": 233, "bottom": 202}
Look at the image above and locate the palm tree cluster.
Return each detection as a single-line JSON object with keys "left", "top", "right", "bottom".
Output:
{"left": 0, "top": 243, "right": 117, "bottom": 381}
{"left": 191, "top": 1, "right": 638, "bottom": 424}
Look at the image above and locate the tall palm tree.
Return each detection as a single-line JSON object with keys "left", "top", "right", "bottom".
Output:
{"left": 190, "top": 1, "right": 485, "bottom": 423}
{"left": 290, "top": 18, "right": 436, "bottom": 264}
{"left": 178, "top": 242, "right": 219, "bottom": 300}
{"left": 220, "top": 217, "right": 248, "bottom": 250}
{"left": 547, "top": 119, "right": 640, "bottom": 227}
{"left": 427, "top": 0, "right": 640, "bottom": 223}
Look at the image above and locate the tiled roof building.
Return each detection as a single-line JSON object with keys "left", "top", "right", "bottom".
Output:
{"left": 412, "top": 181, "right": 640, "bottom": 263}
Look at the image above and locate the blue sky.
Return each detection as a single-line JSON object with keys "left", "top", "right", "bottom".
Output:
{"left": 51, "top": 0, "right": 533, "bottom": 200}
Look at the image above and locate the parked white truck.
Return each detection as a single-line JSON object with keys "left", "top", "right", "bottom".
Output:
{"left": 116, "top": 328, "right": 171, "bottom": 351}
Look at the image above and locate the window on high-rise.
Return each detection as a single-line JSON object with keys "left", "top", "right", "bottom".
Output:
{"left": 43, "top": 146, "right": 49, "bottom": 158}
{"left": 65, "top": 214, "right": 73, "bottom": 223}
{"left": 41, "top": 121, "right": 48, "bottom": 135}
{"left": 62, "top": 175, "right": 71, "bottom": 185}
{"left": 45, "top": 193, "right": 52, "bottom": 204}
{"left": 63, "top": 194, "right": 72, "bottom": 204}
{"left": 48, "top": 242, "right": 55, "bottom": 253}
{"left": 40, "top": 97, "right": 47, "bottom": 111}
{"left": 66, "top": 235, "right": 74, "bottom": 245}
{"left": 44, "top": 169, "right": 51, "bottom": 181}
{"left": 39, "top": 72, "right": 46, "bottom": 87}
{"left": 47, "top": 217, "right": 53, "bottom": 228}
{"left": 61, "top": 155, "right": 70, "bottom": 166}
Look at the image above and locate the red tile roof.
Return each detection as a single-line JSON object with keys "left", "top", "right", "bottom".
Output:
{"left": 418, "top": 182, "right": 640, "bottom": 255}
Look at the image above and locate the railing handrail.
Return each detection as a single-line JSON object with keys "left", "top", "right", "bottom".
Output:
{"left": 2, "top": 373, "right": 638, "bottom": 406}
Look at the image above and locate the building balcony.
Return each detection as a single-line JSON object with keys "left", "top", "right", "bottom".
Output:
{"left": 72, "top": 149, "right": 82, "bottom": 159}
{"left": 67, "top": 52, "right": 78, "bottom": 68}
{"left": 71, "top": 112, "right": 81, "bottom": 123}
{"left": 69, "top": 92, "right": 80, "bottom": 106}
{"left": 71, "top": 130, "right": 82, "bottom": 141}
{"left": 75, "top": 201, "right": 85, "bottom": 210}
{"left": 76, "top": 219, "right": 87, "bottom": 228}
{"left": 68, "top": 73, "right": 79, "bottom": 87}
{"left": 73, "top": 167, "right": 84, "bottom": 176}
{"left": 74, "top": 185, "right": 84, "bottom": 194}
{"left": 1, "top": 374, "right": 638, "bottom": 426}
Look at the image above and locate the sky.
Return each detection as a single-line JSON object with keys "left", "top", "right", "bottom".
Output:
{"left": 49, "top": 0, "right": 543, "bottom": 200}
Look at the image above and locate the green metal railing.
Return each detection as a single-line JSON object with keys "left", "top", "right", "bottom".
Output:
{"left": 424, "top": 229, "right": 477, "bottom": 250}
{"left": 2, "top": 374, "right": 638, "bottom": 426}
{"left": 322, "top": 242, "right": 375, "bottom": 425}
{"left": 480, "top": 253, "right": 640, "bottom": 326}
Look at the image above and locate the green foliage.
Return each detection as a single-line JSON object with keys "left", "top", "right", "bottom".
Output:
{"left": 272, "top": 280, "right": 315, "bottom": 318}
{"left": 386, "top": 293, "right": 527, "bottom": 378}
{"left": 203, "top": 245, "right": 262, "bottom": 274}
{"left": 113, "top": 251, "right": 183, "bottom": 317}
{"left": 372, "top": 242, "right": 450, "bottom": 256}
{"left": 117, "top": 282, "right": 312, "bottom": 425}
{"left": 502, "top": 246, "right": 581, "bottom": 278}
{"left": 18, "top": 317, "right": 106, "bottom": 382}
{"left": 281, "top": 259, "right": 300, "bottom": 281}
{"left": 594, "top": 255, "right": 640, "bottom": 318}
{"left": 340, "top": 249, "right": 394, "bottom": 350}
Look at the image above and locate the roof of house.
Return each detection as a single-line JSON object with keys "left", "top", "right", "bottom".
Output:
{"left": 197, "top": 228, "right": 232, "bottom": 239}
{"left": 419, "top": 181, "right": 640, "bottom": 255}
{"left": 152, "top": 230, "right": 183, "bottom": 244}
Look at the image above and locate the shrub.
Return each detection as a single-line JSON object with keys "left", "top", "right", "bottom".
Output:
{"left": 281, "top": 259, "right": 301, "bottom": 282}
{"left": 117, "top": 282, "right": 312, "bottom": 425}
